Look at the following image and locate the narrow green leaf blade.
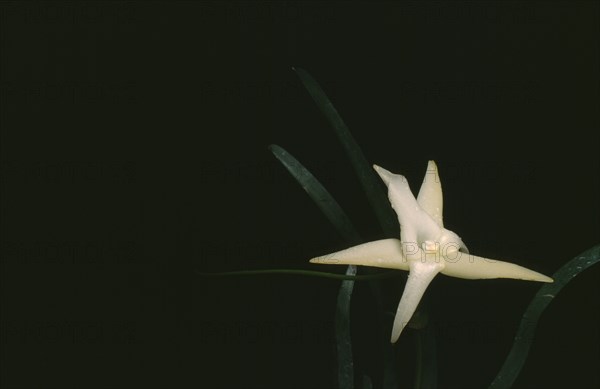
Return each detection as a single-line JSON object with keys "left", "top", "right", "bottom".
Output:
{"left": 489, "top": 244, "right": 600, "bottom": 389}
{"left": 362, "top": 374, "right": 373, "bottom": 389}
{"left": 196, "top": 268, "right": 400, "bottom": 281}
{"left": 336, "top": 264, "right": 357, "bottom": 389}
{"left": 293, "top": 67, "right": 398, "bottom": 237}
{"left": 292, "top": 68, "right": 408, "bottom": 388}
{"left": 269, "top": 144, "right": 359, "bottom": 389}
{"left": 269, "top": 144, "right": 360, "bottom": 243}
{"left": 415, "top": 317, "right": 438, "bottom": 389}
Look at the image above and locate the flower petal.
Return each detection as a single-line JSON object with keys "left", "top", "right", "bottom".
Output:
{"left": 417, "top": 160, "right": 444, "bottom": 228}
{"left": 310, "top": 238, "right": 409, "bottom": 270}
{"left": 441, "top": 252, "right": 553, "bottom": 282}
{"left": 391, "top": 260, "right": 444, "bottom": 343}
{"left": 373, "top": 164, "right": 441, "bottom": 245}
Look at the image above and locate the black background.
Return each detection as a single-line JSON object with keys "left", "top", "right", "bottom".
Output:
{"left": 1, "top": 1, "right": 599, "bottom": 388}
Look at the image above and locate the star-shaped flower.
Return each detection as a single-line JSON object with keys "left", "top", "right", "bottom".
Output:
{"left": 310, "top": 161, "right": 553, "bottom": 343}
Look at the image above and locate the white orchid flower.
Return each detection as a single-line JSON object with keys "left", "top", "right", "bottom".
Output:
{"left": 310, "top": 161, "right": 553, "bottom": 343}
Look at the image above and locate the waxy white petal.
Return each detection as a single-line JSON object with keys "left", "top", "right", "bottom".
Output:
{"left": 416, "top": 160, "right": 444, "bottom": 228}
{"left": 441, "top": 252, "right": 553, "bottom": 282}
{"left": 373, "top": 164, "right": 441, "bottom": 246}
{"left": 391, "top": 260, "right": 444, "bottom": 343}
{"left": 310, "top": 239, "right": 409, "bottom": 271}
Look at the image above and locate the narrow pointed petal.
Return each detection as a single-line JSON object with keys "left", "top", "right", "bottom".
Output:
{"left": 310, "top": 239, "right": 409, "bottom": 270}
{"left": 391, "top": 261, "right": 444, "bottom": 343}
{"left": 373, "top": 165, "right": 441, "bottom": 245}
{"left": 441, "top": 253, "right": 553, "bottom": 282}
{"left": 417, "top": 160, "right": 444, "bottom": 228}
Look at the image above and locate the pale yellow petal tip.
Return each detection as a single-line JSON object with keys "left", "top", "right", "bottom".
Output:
{"left": 372, "top": 164, "right": 384, "bottom": 176}
{"left": 390, "top": 326, "right": 404, "bottom": 343}
{"left": 529, "top": 269, "right": 553, "bottom": 283}
{"left": 427, "top": 160, "right": 438, "bottom": 169}
{"left": 309, "top": 256, "right": 334, "bottom": 264}
{"left": 525, "top": 273, "right": 553, "bottom": 283}
{"left": 541, "top": 275, "right": 554, "bottom": 283}
{"left": 372, "top": 164, "right": 394, "bottom": 185}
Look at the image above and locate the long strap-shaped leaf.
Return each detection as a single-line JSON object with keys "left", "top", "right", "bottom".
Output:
{"left": 415, "top": 313, "right": 438, "bottom": 389}
{"left": 293, "top": 67, "right": 398, "bottom": 237}
{"left": 270, "top": 144, "right": 361, "bottom": 244}
{"left": 294, "top": 68, "right": 404, "bottom": 388}
{"left": 294, "top": 68, "right": 441, "bottom": 388}
{"left": 336, "top": 264, "right": 357, "bottom": 388}
{"left": 296, "top": 68, "right": 440, "bottom": 388}
{"left": 270, "top": 144, "right": 359, "bottom": 389}
{"left": 196, "top": 269, "right": 399, "bottom": 281}
{"left": 489, "top": 244, "right": 600, "bottom": 389}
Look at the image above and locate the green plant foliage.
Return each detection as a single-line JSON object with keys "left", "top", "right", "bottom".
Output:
{"left": 269, "top": 144, "right": 361, "bottom": 244}
{"left": 292, "top": 68, "right": 438, "bottom": 389}
{"left": 200, "top": 69, "right": 599, "bottom": 389}
{"left": 293, "top": 67, "right": 398, "bottom": 238}
{"left": 195, "top": 268, "right": 400, "bottom": 281}
{"left": 269, "top": 144, "right": 360, "bottom": 389}
{"left": 489, "top": 244, "right": 600, "bottom": 389}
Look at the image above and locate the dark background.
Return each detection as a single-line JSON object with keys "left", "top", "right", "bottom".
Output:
{"left": 1, "top": 1, "right": 598, "bottom": 388}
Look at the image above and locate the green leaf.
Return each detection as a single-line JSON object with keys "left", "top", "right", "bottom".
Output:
{"left": 196, "top": 269, "right": 400, "bottom": 281}
{"left": 336, "top": 264, "right": 357, "bottom": 388}
{"left": 489, "top": 244, "right": 600, "bottom": 389}
{"left": 269, "top": 144, "right": 359, "bottom": 389}
{"left": 415, "top": 312, "right": 438, "bottom": 389}
{"left": 362, "top": 374, "right": 373, "bottom": 389}
{"left": 269, "top": 144, "right": 361, "bottom": 244}
{"left": 292, "top": 67, "right": 398, "bottom": 237}
{"left": 291, "top": 69, "right": 412, "bottom": 388}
